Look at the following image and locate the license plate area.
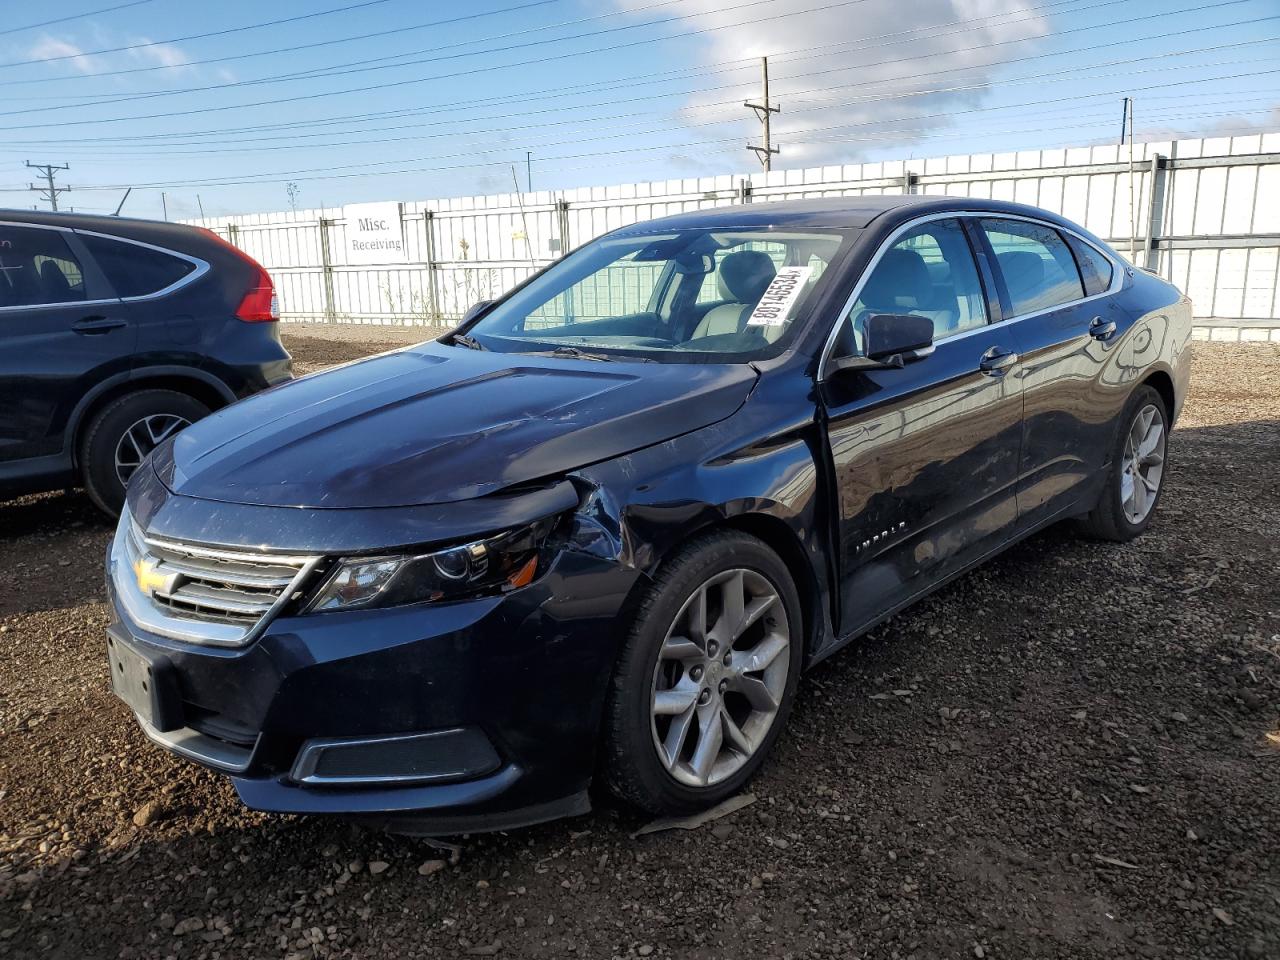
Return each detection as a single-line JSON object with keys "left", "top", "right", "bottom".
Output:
{"left": 107, "top": 627, "right": 184, "bottom": 732}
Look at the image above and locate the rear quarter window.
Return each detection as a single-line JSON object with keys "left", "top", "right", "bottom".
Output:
{"left": 79, "top": 233, "right": 197, "bottom": 298}
{"left": 1066, "top": 235, "right": 1115, "bottom": 297}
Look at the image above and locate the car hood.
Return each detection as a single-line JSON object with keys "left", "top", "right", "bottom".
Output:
{"left": 159, "top": 341, "right": 758, "bottom": 509}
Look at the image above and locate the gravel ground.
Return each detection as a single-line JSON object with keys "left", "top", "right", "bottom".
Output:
{"left": 1, "top": 329, "right": 1277, "bottom": 960}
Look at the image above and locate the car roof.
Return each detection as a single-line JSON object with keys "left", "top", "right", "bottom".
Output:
{"left": 0, "top": 207, "right": 228, "bottom": 257}
{"left": 613, "top": 195, "right": 1083, "bottom": 234}
{"left": 0, "top": 208, "right": 174, "bottom": 233}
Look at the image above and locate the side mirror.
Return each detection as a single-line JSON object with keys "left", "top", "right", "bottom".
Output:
{"left": 461, "top": 300, "right": 495, "bottom": 326}
{"left": 828, "top": 313, "right": 935, "bottom": 375}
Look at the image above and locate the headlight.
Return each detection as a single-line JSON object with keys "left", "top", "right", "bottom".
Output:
{"left": 305, "top": 518, "right": 558, "bottom": 613}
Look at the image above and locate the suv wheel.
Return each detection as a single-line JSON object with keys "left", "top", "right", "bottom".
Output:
{"left": 80, "top": 389, "right": 210, "bottom": 516}
{"left": 603, "top": 531, "right": 803, "bottom": 814}
{"left": 1077, "top": 385, "right": 1169, "bottom": 542}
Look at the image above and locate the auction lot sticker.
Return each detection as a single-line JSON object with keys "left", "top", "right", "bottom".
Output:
{"left": 746, "top": 265, "right": 813, "bottom": 327}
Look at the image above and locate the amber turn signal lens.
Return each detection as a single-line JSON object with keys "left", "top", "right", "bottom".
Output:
{"left": 506, "top": 555, "right": 538, "bottom": 589}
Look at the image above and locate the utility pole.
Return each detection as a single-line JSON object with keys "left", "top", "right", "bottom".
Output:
{"left": 1120, "top": 97, "right": 1137, "bottom": 264}
{"left": 25, "top": 161, "right": 70, "bottom": 211}
{"left": 526, "top": 151, "right": 533, "bottom": 193}
{"left": 745, "top": 56, "right": 780, "bottom": 171}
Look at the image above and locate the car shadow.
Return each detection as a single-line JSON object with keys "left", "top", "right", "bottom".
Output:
{"left": 0, "top": 489, "right": 114, "bottom": 618}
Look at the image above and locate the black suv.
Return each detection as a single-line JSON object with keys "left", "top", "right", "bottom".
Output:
{"left": 0, "top": 211, "right": 292, "bottom": 514}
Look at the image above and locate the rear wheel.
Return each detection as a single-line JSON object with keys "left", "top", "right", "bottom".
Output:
{"left": 80, "top": 389, "right": 209, "bottom": 516}
{"left": 603, "top": 531, "right": 803, "bottom": 814}
{"left": 1077, "top": 385, "right": 1169, "bottom": 542}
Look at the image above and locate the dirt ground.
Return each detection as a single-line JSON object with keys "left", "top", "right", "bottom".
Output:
{"left": 1, "top": 328, "right": 1277, "bottom": 960}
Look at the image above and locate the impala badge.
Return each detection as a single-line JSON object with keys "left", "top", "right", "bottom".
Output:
{"left": 857, "top": 520, "right": 907, "bottom": 552}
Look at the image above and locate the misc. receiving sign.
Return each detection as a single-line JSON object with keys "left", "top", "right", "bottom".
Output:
{"left": 746, "top": 265, "right": 812, "bottom": 327}
{"left": 344, "top": 202, "right": 407, "bottom": 265}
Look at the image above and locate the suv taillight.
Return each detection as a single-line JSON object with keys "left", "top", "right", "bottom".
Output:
{"left": 236, "top": 265, "right": 279, "bottom": 323}
{"left": 195, "top": 227, "right": 280, "bottom": 323}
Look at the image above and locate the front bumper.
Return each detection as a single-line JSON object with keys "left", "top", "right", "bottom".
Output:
{"left": 106, "top": 534, "right": 634, "bottom": 833}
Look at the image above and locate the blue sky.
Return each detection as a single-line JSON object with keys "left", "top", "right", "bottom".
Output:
{"left": 0, "top": 0, "right": 1275, "bottom": 220}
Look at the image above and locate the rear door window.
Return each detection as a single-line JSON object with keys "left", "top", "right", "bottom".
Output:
{"left": 0, "top": 225, "right": 88, "bottom": 307}
{"left": 979, "top": 218, "right": 1085, "bottom": 316}
{"left": 79, "top": 233, "right": 196, "bottom": 299}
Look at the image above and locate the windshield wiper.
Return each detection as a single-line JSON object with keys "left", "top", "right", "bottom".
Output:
{"left": 548, "top": 345, "right": 613, "bottom": 362}
{"left": 449, "top": 333, "right": 486, "bottom": 351}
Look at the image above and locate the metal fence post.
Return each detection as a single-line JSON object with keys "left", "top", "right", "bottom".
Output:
{"left": 226, "top": 223, "right": 240, "bottom": 247}
{"left": 738, "top": 178, "right": 753, "bottom": 203}
{"left": 318, "top": 218, "right": 336, "bottom": 323}
{"left": 1143, "top": 154, "right": 1168, "bottom": 273}
{"left": 422, "top": 211, "right": 440, "bottom": 323}
{"left": 902, "top": 172, "right": 918, "bottom": 194}
{"left": 556, "top": 199, "right": 572, "bottom": 255}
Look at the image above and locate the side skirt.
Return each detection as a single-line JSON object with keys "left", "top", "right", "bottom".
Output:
{"left": 809, "top": 498, "right": 1085, "bottom": 669}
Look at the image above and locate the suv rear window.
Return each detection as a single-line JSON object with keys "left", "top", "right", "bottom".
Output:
{"left": 0, "top": 225, "right": 88, "bottom": 307}
{"left": 80, "top": 233, "right": 196, "bottom": 298}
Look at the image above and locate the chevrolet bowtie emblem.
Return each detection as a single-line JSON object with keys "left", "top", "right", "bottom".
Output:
{"left": 133, "top": 555, "right": 180, "bottom": 598}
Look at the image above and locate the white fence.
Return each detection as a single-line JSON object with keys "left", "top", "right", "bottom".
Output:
{"left": 194, "top": 132, "right": 1280, "bottom": 338}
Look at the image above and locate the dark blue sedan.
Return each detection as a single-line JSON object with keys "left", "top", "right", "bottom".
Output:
{"left": 104, "top": 196, "right": 1192, "bottom": 833}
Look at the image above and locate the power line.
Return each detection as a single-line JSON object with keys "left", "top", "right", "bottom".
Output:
{"left": 69, "top": 104, "right": 1278, "bottom": 196}
{"left": 0, "top": 0, "right": 684, "bottom": 90}
{"left": 65, "top": 64, "right": 1280, "bottom": 191}
{"left": 0, "top": 0, "right": 408, "bottom": 70}
{"left": 9, "top": 21, "right": 1272, "bottom": 162}
{"left": 0, "top": 0, "right": 858, "bottom": 118}
{"left": 25, "top": 83, "right": 1275, "bottom": 161}
{"left": 0, "top": 1, "right": 154, "bottom": 38}
{"left": 2, "top": 0, "right": 1264, "bottom": 138}
{"left": 0, "top": 0, "right": 1120, "bottom": 139}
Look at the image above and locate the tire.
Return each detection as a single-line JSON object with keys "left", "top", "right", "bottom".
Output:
{"left": 603, "top": 530, "right": 804, "bottom": 815}
{"left": 1076, "top": 385, "right": 1169, "bottom": 542}
{"left": 80, "top": 389, "right": 210, "bottom": 516}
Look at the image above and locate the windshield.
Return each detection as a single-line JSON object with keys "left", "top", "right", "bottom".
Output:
{"left": 461, "top": 227, "right": 851, "bottom": 362}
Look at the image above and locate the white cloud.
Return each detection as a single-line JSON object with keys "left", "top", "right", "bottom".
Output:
{"left": 610, "top": 0, "right": 1052, "bottom": 167}
{"left": 27, "top": 36, "right": 97, "bottom": 74}
{"left": 127, "top": 38, "right": 193, "bottom": 72}
{"left": 1186, "top": 104, "right": 1280, "bottom": 140}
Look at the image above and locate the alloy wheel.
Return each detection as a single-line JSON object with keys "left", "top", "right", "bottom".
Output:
{"left": 113, "top": 414, "right": 191, "bottom": 487}
{"left": 649, "top": 568, "right": 791, "bottom": 788}
{"left": 1120, "top": 402, "right": 1166, "bottom": 524}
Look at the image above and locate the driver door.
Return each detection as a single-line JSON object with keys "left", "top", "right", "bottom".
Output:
{"left": 818, "top": 217, "right": 1024, "bottom": 639}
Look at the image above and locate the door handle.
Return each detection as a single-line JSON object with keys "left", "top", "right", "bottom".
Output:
{"left": 979, "top": 346, "right": 1019, "bottom": 375}
{"left": 72, "top": 315, "right": 127, "bottom": 335}
{"left": 1089, "top": 316, "right": 1117, "bottom": 341}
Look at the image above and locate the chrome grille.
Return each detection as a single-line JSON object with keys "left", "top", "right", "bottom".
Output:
{"left": 111, "top": 507, "right": 322, "bottom": 647}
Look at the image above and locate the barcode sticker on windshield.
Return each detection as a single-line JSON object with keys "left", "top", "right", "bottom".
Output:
{"left": 746, "top": 265, "right": 813, "bottom": 327}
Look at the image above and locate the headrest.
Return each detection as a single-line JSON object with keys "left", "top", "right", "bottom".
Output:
{"left": 716, "top": 249, "right": 777, "bottom": 304}
{"left": 860, "top": 248, "right": 932, "bottom": 309}
{"left": 39, "top": 259, "right": 72, "bottom": 300}
{"left": 998, "top": 251, "right": 1044, "bottom": 300}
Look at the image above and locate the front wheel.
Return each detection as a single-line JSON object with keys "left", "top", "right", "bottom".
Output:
{"left": 1077, "top": 385, "right": 1169, "bottom": 542}
{"left": 603, "top": 531, "right": 803, "bottom": 814}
